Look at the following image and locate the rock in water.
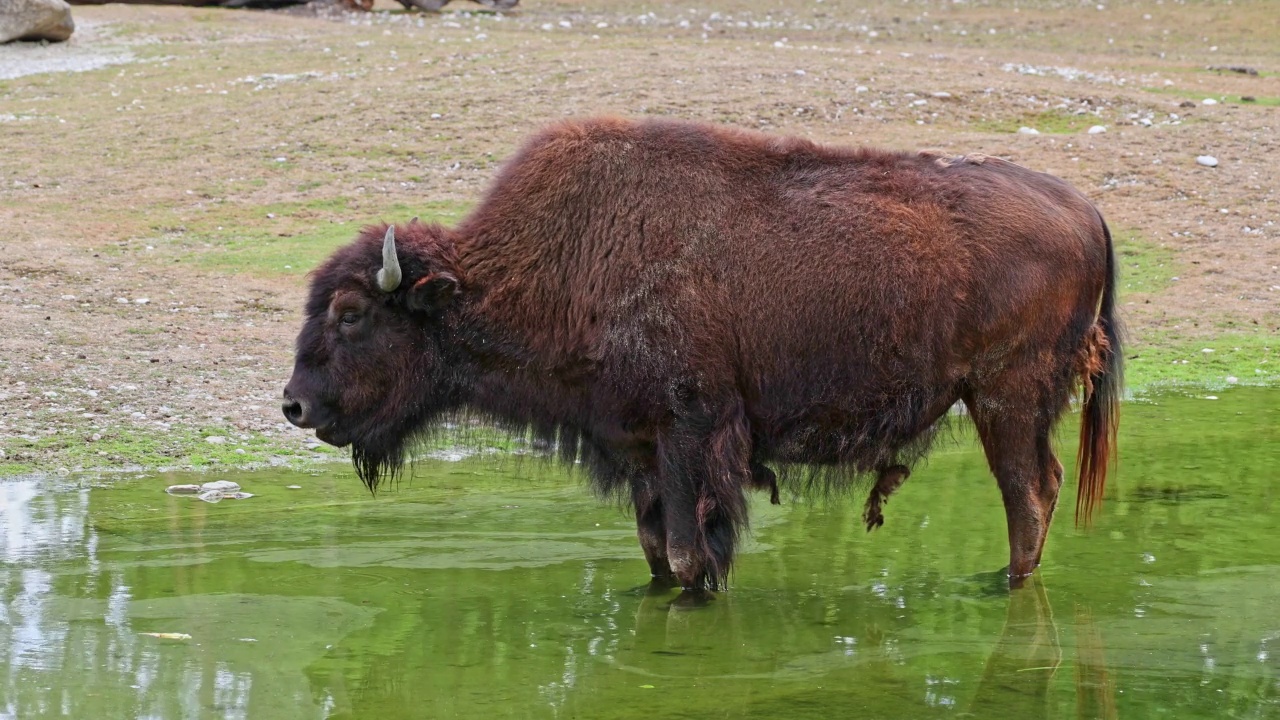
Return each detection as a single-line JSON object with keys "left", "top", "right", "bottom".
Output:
{"left": 165, "top": 484, "right": 202, "bottom": 495}
{"left": 0, "top": 0, "right": 74, "bottom": 43}
{"left": 197, "top": 490, "right": 225, "bottom": 503}
{"left": 200, "top": 480, "right": 241, "bottom": 493}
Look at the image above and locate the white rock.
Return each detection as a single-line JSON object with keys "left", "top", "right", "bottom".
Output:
{"left": 197, "top": 490, "right": 224, "bottom": 503}
{"left": 1196, "top": 155, "right": 1218, "bottom": 167}
{"left": 931, "top": 91, "right": 952, "bottom": 99}
{"left": 287, "top": 485, "right": 302, "bottom": 489}
{"left": 1088, "top": 125, "right": 1107, "bottom": 134}
{"left": 0, "top": 0, "right": 74, "bottom": 44}
{"left": 166, "top": 484, "right": 202, "bottom": 495}
{"left": 200, "top": 480, "right": 241, "bottom": 493}
{"left": 855, "top": 85, "right": 869, "bottom": 93}
{"left": 1226, "top": 376, "right": 1238, "bottom": 384}
{"left": 205, "top": 435, "right": 226, "bottom": 444}
{"left": 1201, "top": 98, "right": 1217, "bottom": 105}
{"left": 1017, "top": 127, "right": 1040, "bottom": 135}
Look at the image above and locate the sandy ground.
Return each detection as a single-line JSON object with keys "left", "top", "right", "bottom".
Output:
{"left": 0, "top": 0, "right": 1276, "bottom": 474}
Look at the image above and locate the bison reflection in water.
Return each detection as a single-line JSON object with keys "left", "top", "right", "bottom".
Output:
{"left": 282, "top": 117, "right": 1121, "bottom": 595}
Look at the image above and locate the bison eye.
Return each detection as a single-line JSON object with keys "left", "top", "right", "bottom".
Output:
{"left": 340, "top": 311, "right": 360, "bottom": 326}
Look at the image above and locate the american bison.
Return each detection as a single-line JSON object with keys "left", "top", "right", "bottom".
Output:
{"left": 283, "top": 116, "right": 1121, "bottom": 594}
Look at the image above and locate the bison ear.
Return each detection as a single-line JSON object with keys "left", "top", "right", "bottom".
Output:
{"left": 407, "top": 272, "right": 459, "bottom": 313}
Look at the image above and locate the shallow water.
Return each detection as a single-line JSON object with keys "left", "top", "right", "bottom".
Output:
{"left": 2, "top": 389, "right": 1277, "bottom": 719}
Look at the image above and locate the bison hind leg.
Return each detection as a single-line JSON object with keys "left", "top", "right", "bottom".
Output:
{"left": 863, "top": 465, "right": 911, "bottom": 532}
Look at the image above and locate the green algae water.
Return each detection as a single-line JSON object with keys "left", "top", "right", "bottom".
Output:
{"left": 2, "top": 389, "right": 1277, "bottom": 719}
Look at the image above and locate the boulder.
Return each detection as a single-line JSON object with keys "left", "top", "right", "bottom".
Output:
{"left": 0, "top": 0, "right": 75, "bottom": 44}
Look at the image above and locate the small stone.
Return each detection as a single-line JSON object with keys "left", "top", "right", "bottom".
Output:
{"left": 931, "top": 91, "right": 952, "bottom": 99}
{"left": 1226, "top": 376, "right": 1239, "bottom": 384}
{"left": 229, "top": 492, "right": 254, "bottom": 500}
{"left": 855, "top": 85, "right": 869, "bottom": 93}
{"left": 206, "top": 436, "right": 227, "bottom": 444}
{"left": 1017, "top": 127, "right": 1040, "bottom": 135}
{"left": 201, "top": 480, "right": 241, "bottom": 493}
{"left": 1201, "top": 98, "right": 1217, "bottom": 105}
{"left": 287, "top": 485, "right": 303, "bottom": 489}
{"left": 166, "top": 484, "right": 202, "bottom": 495}
{"left": 1204, "top": 396, "right": 1219, "bottom": 400}
{"left": 1088, "top": 125, "right": 1107, "bottom": 134}
{"left": 1196, "top": 155, "right": 1218, "bottom": 167}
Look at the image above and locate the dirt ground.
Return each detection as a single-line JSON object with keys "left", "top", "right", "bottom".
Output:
{"left": 1, "top": 0, "right": 1276, "bottom": 475}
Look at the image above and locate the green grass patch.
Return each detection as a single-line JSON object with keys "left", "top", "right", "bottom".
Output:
{"left": 183, "top": 199, "right": 471, "bottom": 277}
{"left": 1113, "top": 229, "right": 1177, "bottom": 296}
{"left": 1142, "top": 86, "right": 1280, "bottom": 107}
{"left": 1126, "top": 328, "right": 1276, "bottom": 391}
{"left": 0, "top": 426, "right": 318, "bottom": 474}
{"left": 975, "top": 109, "right": 1097, "bottom": 134}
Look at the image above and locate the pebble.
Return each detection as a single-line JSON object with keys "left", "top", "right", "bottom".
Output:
{"left": 1226, "top": 376, "right": 1239, "bottom": 384}
{"left": 931, "top": 91, "right": 952, "bottom": 99}
{"left": 1196, "top": 155, "right": 1218, "bottom": 167}
{"left": 206, "top": 436, "right": 227, "bottom": 444}
{"left": 1017, "top": 126, "right": 1040, "bottom": 135}
{"left": 287, "top": 485, "right": 303, "bottom": 489}
{"left": 166, "top": 484, "right": 202, "bottom": 495}
{"left": 1088, "top": 125, "right": 1107, "bottom": 134}
{"left": 1201, "top": 98, "right": 1217, "bottom": 105}
{"left": 201, "top": 480, "right": 241, "bottom": 493}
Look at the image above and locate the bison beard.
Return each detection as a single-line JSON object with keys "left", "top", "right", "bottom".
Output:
{"left": 285, "top": 116, "right": 1122, "bottom": 595}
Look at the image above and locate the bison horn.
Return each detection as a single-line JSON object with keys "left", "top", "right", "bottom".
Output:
{"left": 376, "top": 226, "right": 402, "bottom": 292}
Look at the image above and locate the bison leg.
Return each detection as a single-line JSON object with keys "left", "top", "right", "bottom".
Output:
{"left": 964, "top": 389, "right": 1067, "bottom": 589}
{"left": 633, "top": 480, "right": 677, "bottom": 587}
{"left": 748, "top": 459, "right": 780, "bottom": 505}
{"left": 657, "top": 400, "right": 752, "bottom": 593}
{"left": 863, "top": 464, "right": 910, "bottom": 531}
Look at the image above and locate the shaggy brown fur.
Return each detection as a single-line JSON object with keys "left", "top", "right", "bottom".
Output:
{"left": 283, "top": 116, "right": 1122, "bottom": 592}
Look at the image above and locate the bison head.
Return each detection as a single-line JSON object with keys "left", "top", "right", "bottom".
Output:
{"left": 283, "top": 220, "right": 464, "bottom": 491}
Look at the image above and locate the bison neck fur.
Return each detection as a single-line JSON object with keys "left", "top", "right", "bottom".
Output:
{"left": 293, "top": 116, "right": 1122, "bottom": 592}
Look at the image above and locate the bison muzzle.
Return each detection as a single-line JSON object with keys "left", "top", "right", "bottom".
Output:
{"left": 283, "top": 116, "right": 1122, "bottom": 595}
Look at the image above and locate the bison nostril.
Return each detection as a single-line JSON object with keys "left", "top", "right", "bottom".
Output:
{"left": 282, "top": 392, "right": 311, "bottom": 427}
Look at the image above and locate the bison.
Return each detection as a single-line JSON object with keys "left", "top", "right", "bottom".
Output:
{"left": 283, "top": 116, "right": 1121, "bottom": 595}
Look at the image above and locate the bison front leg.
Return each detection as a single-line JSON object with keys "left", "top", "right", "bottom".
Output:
{"left": 657, "top": 400, "right": 752, "bottom": 594}
{"left": 632, "top": 480, "right": 677, "bottom": 589}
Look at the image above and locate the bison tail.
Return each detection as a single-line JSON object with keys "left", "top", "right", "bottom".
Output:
{"left": 1075, "top": 216, "right": 1124, "bottom": 526}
